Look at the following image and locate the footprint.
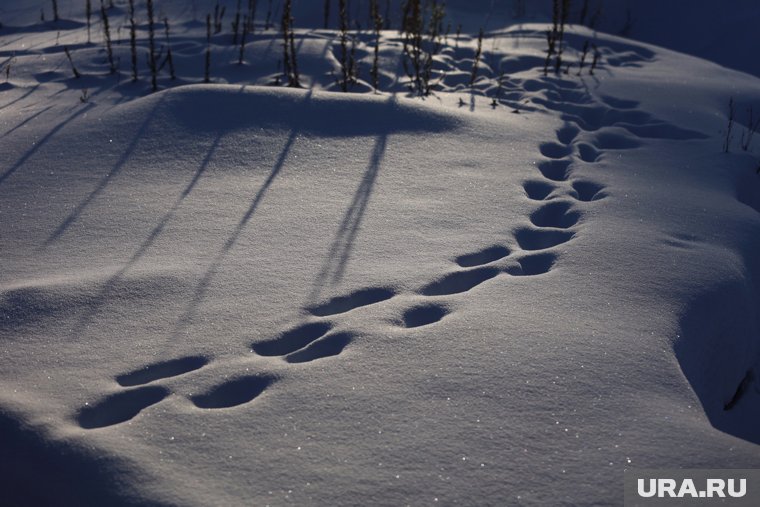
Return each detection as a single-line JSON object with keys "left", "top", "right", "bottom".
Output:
{"left": 78, "top": 386, "right": 170, "bottom": 429}
{"left": 576, "top": 143, "right": 601, "bottom": 163}
{"left": 514, "top": 227, "right": 574, "bottom": 251}
{"left": 252, "top": 322, "right": 332, "bottom": 356}
{"left": 400, "top": 303, "right": 449, "bottom": 328}
{"left": 556, "top": 124, "right": 580, "bottom": 145}
{"left": 537, "top": 159, "right": 572, "bottom": 182}
{"left": 420, "top": 266, "right": 500, "bottom": 296}
{"left": 455, "top": 245, "right": 510, "bottom": 267}
{"left": 504, "top": 252, "right": 557, "bottom": 276}
{"left": 252, "top": 321, "right": 353, "bottom": 363}
{"left": 523, "top": 180, "right": 556, "bottom": 201}
{"left": 307, "top": 287, "right": 395, "bottom": 317}
{"left": 530, "top": 201, "right": 581, "bottom": 229}
{"left": 285, "top": 332, "right": 353, "bottom": 363}
{"left": 571, "top": 180, "right": 606, "bottom": 202}
{"left": 191, "top": 374, "right": 276, "bottom": 409}
{"left": 116, "top": 356, "right": 209, "bottom": 387}
{"left": 539, "top": 142, "right": 573, "bottom": 159}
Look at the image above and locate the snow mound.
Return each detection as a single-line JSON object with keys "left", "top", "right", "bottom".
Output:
{"left": 112, "top": 85, "right": 464, "bottom": 136}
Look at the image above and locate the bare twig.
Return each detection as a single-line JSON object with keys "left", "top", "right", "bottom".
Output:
{"left": 724, "top": 97, "right": 735, "bottom": 153}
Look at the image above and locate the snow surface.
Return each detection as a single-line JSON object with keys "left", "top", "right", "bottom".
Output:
{"left": 1, "top": 1, "right": 760, "bottom": 505}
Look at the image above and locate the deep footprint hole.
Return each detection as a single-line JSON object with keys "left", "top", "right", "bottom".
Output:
{"left": 539, "top": 142, "right": 573, "bottom": 159}
{"left": 285, "top": 332, "right": 353, "bottom": 363}
{"left": 252, "top": 321, "right": 332, "bottom": 356}
{"left": 556, "top": 124, "right": 580, "bottom": 144}
{"left": 537, "top": 159, "right": 572, "bottom": 182}
{"left": 572, "top": 181, "right": 606, "bottom": 202}
{"left": 401, "top": 303, "right": 449, "bottom": 328}
{"left": 308, "top": 287, "right": 395, "bottom": 317}
{"left": 420, "top": 267, "right": 500, "bottom": 296}
{"left": 191, "top": 375, "right": 276, "bottom": 409}
{"left": 505, "top": 252, "right": 558, "bottom": 276}
{"left": 576, "top": 143, "right": 601, "bottom": 163}
{"left": 514, "top": 228, "right": 574, "bottom": 251}
{"left": 116, "top": 356, "right": 209, "bottom": 387}
{"left": 455, "top": 245, "right": 510, "bottom": 267}
{"left": 523, "top": 180, "right": 555, "bottom": 201}
{"left": 78, "top": 386, "right": 170, "bottom": 429}
{"left": 530, "top": 201, "right": 581, "bottom": 229}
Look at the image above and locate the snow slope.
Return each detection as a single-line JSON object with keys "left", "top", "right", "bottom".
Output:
{"left": 1, "top": 1, "right": 760, "bottom": 505}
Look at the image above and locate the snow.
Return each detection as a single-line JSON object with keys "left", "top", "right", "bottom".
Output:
{"left": 1, "top": 1, "right": 760, "bottom": 505}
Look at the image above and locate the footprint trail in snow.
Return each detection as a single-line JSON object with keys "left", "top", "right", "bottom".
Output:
{"left": 75, "top": 49, "right": 707, "bottom": 430}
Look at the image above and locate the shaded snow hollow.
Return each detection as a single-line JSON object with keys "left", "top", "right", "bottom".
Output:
{"left": 1, "top": 1, "right": 760, "bottom": 505}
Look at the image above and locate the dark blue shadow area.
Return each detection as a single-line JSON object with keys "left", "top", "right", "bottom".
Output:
{"left": 0, "top": 408, "right": 169, "bottom": 506}
{"left": 165, "top": 85, "right": 459, "bottom": 136}
{"left": 675, "top": 280, "right": 760, "bottom": 446}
